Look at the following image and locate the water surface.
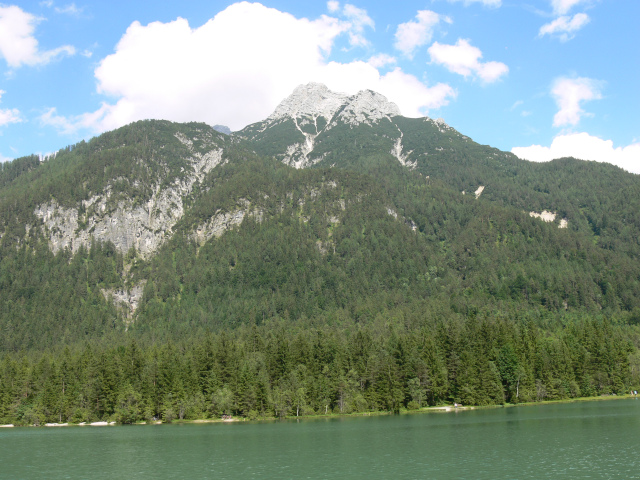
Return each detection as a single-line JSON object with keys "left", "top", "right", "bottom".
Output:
{"left": 2, "top": 399, "right": 639, "bottom": 479}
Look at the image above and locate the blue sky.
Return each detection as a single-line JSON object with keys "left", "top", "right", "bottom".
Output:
{"left": 1, "top": 0, "right": 638, "bottom": 172}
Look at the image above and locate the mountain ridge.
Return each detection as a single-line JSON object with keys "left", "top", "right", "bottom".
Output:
{"left": 1, "top": 84, "right": 639, "bottom": 424}
{"left": 1, "top": 84, "right": 639, "bottom": 351}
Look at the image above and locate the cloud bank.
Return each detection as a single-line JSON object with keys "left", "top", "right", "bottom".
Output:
{"left": 512, "top": 133, "right": 640, "bottom": 174}
{"left": 43, "top": 2, "right": 455, "bottom": 134}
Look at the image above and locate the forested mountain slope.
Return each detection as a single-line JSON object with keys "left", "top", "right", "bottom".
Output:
{"left": 0, "top": 84, "right": 639, "bottom": 423}
{"left": 1, "top": 85, "right": 639, "bottom": 349}
{"left": 241, "top": 84, "right": 640, "bottom": 240}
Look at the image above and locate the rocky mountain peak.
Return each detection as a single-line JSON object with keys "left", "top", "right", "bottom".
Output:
{"left": 212, "top": 124, "right": 231, "bottom": 135}
{"left": 268, "top": 83, "right": 349, "bottom": 121}
{"left": 268, "top": 83, "right": 401, "bottom": 125}
{"left": 338, "top": 89, "right": 401, "bottom": 125}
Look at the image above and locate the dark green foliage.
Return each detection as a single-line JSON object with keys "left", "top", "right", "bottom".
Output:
{"left": 1, "top": 117, "right": 639, "bottom": 416}
{"left": 0, "top": 154, "right": 40, "bottom": 189}
{"left": 0, "top": 239, "right": 125, "bottom": 350}
{"left": 123, "top": 152, "right": 640, "bottom": 337}
{"left": 0, "top": 316, "right": 637, "bottom": 424}
{"left": 0, "top": 120, "right": 229, "bottom": 237}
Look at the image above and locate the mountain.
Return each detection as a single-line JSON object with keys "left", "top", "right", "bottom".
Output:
{"left": 0, "top": 83, "right": 639, "bottom": 350}
{"left": 239, "top": 81, "right": 514, "bottom": 177}
{"left": 238, "top": 82, "right": 402, "bottom": 168}
{"left": 242, "top": 83, "right": 640, "bottom": 239}
{"left": 212, "top": 124, "right": 231, "bottom": 135}
{"left": 1, "top": 83, "right": 639, "bottom": 424}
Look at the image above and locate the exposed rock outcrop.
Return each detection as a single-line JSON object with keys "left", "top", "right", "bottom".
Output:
{"left": 267, "top": 83, "right": 402, "bottom": 168}
{"left": 269, "top": 82, "right": 349, "bottom": 122}
{"left": 530, "top": 210, "right": 556, "bottom": 222}
{"left": 102, "top": 281, "right": 146, "bottom": 321}
{"left": 192, "top": 200, "right": 265, "bottom": 246}
{"left": 35, "top": 137, "right": 225, "bottom": 257}
{"left": 530, "top": 210, "right": 569, "bottom": 228}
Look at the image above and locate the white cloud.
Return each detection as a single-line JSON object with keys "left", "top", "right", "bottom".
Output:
{"left": 40, "top": 104, "right": 113, "bottom": 134}
{"left": 368, "top": 53, "right": 396, "bottom": 68}
{"left": 551, "top": 0, "right": 588, "bottom": 15}
{"left": 512, "top": 133, "right": 640, "bottom": 174}
{"left": 327, "top": 1, "right": 340, "bottom": 13}
{"left": 394, "top": 10, "right": 447, "bottom": 58}
{"left": 0, "top": 5, "right": 75, "bottom": 68}
{"left": 39, "top": 107, "right": 78, "bottom": 134}
{"left": 49, "top": 2, "right": 454, "bottom": 134}
{"left": 376, "top": 68, "right": 456, "bottom": 115}
{"left": 551, "top": 76, "right": 602, "bottom": 127}
{"left": 428, "top": 38, "right": 508, "bottom": 83}
{"left": 539, "top": 13, "right": 589, "bottom": 41}
{"left": 340, "top": 4, "right": 374, "bottom": 47}
{"left": 0, "top": 89, "right": 22, "bottom": 126}
{"left": 54, "top": 3, "right": 84, "bottom": 16}
{"left": 0, "top": 107, "right": 22, "bottom": 126}
{"left": 447, "top": 0, "right": 501, "bottom": 6}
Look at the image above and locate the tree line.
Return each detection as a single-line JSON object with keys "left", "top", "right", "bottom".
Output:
{"left": 1, "top": 315, "right": 637, "bottom": 425}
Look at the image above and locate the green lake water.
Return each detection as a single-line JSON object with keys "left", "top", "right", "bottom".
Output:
{"left": 2, "top": 399, "right": 639, "bottom": 479}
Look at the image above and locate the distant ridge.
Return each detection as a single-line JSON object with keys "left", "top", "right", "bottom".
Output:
{"left": 212, "top": 124, "right": 231, "bottom": 135}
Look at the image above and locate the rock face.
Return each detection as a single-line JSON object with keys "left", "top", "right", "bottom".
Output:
{"left": 35, "top": 134, "right": 226, "bottom": 257}
{"left": 192, "top": 199, "right": 264, "bottom": 246}
{"left": 269, "top": 83, "right": 350, "bottom": 122}
{"left": 31, "top": 83, "right": 405, "bottom": 258}
{"left": 270, "top": 82, "right": 401, "bottom": 126}
{"left": 530, "top": 210, "right": 556, "bottom": 222}
{"left": 259, "top": 83, "right": 402, "bottom": 168}
{"left": 529, "top": 210, "right": 569, "bottom": 229}
{"left": 102, "top": 282, "right": 146, "bottom": 320}
{"left": 335, "top": 89, "right": 401, "bottom": 126}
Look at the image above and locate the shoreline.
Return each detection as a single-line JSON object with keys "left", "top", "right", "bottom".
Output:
{"left": 2, "top": 393, "right": 636, "bottom": 428}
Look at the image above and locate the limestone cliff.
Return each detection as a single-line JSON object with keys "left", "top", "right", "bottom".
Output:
{"left": 34, "top": 132, "right": 226, "bottom": 257}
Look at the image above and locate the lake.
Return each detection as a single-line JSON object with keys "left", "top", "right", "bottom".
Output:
{"left": 2, "top": 399, "right": 639, "bottom": 479}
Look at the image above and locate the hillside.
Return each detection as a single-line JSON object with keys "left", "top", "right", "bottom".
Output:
{"left": 2, "top": 84, "right": 640, "bottom": 347}
{"left": 0, "top": 84, "right": 639, "bottom": 423}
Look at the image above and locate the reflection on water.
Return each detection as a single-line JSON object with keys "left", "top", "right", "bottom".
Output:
{"left": 1, "top": 399, "right": 639, "bottom": 479}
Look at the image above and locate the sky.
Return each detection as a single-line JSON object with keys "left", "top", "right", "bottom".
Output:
{"left": 0, "top": 0, "right": 638, "bottom": 173}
